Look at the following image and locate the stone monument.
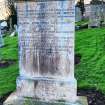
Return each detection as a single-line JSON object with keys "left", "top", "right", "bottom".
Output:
{"left": 4, "top": 0, "right": 88, "bottom": 105}
{"left": 84, "top": 4, "right": 91, "bottom": 19}
{"left": 0, "top": 24, "right": 4, "bottom": 48}
{"left": 88, "top": 5, "right": 101, "bottom": 28}
{"left": 101, "top": 4, "right": 105, "bottom": 26}
{"left": 75, "top": 7, "right": 82, "bottom": 22}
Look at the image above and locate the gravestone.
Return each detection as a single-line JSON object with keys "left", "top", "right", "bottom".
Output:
{"left": 88, "top": 5, "right": 101, "bottom": 28}
{"left": 0, "top": 25, "right": 4, "bottom": 48}
{"left": 84, "top": 4, "right": 91, "bottom": 19}
{"left": 4, "top": 0, "right": 88, "bottom": 105}
{"left": 101, "top": 4, "right": 105, "bottom": 26}
{"left": 75, "top": 7, "right": 82, "bottom": 22}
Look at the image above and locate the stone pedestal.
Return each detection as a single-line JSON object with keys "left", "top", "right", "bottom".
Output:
{"left": 4, "top": 0, "right": 88, "bottom": 105}
{"left": 4, "top": 95, "right": 88, "bottom": 105}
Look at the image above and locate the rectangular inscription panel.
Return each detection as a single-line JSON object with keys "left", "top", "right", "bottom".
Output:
{"left": 17, "top": 0, "right": 75, "bottom": 79}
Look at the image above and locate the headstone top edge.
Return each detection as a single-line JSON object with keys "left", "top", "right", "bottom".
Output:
{"left": 15, "top": 0, "right": 73, "bottom": 2}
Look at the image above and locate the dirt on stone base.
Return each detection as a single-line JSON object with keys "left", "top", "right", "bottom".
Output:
{"left": 78, "top": 89, "right": 105, "bottom": 105}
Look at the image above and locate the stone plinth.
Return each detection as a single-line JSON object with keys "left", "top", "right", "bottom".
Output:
{"left": 4, "top": 95, "right": 88, "bottom": 105}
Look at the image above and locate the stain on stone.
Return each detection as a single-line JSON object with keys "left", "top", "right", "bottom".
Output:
{"left": 34, "top": 81, "right": 38, "bottom": 88}
{"left": 60, "top": 82, "right": 64, "bottom": 86}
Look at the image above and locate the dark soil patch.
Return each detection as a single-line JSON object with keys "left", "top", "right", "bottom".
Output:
{"left": 78, "top": 89, "right": 105, "bottom": 105}
{"left": 79, "top": 23, "right": 88, "bottom": 29}
{"left": 0, "top": 59, "right": 16, "bottom": 68}
{"left": 0, "top": 89, "right": 105, "bottom": 105}
{"left": 91, "top": 26, "right": 99, "bottom": 28}
{"left": 75, "top": 54, "right": 81, "bottom": 65}
{"left": 75, "top": 23, "right": 88, "bottom": 30}
{"left": 0, "top": 92, "right": 12, "bottom": 105}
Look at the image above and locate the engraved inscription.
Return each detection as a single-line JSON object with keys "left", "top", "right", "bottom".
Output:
{"left": 17, "top": 1, "right": 75, "bottom": 78}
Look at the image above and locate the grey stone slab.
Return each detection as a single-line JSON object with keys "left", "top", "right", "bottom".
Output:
{"left": 4, "top": 93, "right": 88, "bottom": 105}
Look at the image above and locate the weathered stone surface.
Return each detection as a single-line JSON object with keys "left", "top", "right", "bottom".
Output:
{"left": 0, "top": 26, "right": 4, "bottom": 48}
{"left": 4, "top": 94, "right": 88, "bottom": 105}
{"left": 88, "top": 5, "right": 102, "bottom": 28}
{"left": 15, "top": 1, "right": 77, "bottom": 101}
{"left": 17, "top": 1, "right": 75, "bottom": 79}
{"left": 75, "top": 7, "right": 82, "bottom": 22}
{"left": 4, "top": 0, "right": 88, "bottom": 105}
{"left": 101, "top": 5, "right": 105, "bottom": 26}
{"left": 15, "top": 78, "right": 77, "bottom": 102}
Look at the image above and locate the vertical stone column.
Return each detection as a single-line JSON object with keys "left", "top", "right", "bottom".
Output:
{"left": 0, "top": 25, "right": 4, "bottom": 48}
{"left": 4, "top": 0, "right": 88, "bottom": 105}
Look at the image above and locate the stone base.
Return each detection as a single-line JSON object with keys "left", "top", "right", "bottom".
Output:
{"left": 102, "top": 23, "right": 105, "bottom": 27}
{"left": 88, "top": 25, "right": 100, "bottom": 28}
{"left": 4, "top": 77, "right": 88, "bottom": 105}
{"left": 4, "top": 94, "right": 88, "bottom": 105}
{"left": 14, "top": 77, "right": 78, "bottom": 102}
{"left": 88, "top": 22, "right": 100, "bottom": 28}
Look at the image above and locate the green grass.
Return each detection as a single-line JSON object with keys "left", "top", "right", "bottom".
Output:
{"left": 0, "top": 35, "right": 18, "bottom": 60}
{"left": 75, "top": 28, "right": 105, "bottom": 93}
{"left": 1, "top": 28, "right": 105, "bottom": 96}
{"left": 0, "top": 36, "right": 19, "bottom": 96}
{"left": 76, "top": 19, "right": 88, "bottom": 26}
